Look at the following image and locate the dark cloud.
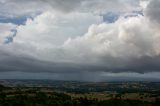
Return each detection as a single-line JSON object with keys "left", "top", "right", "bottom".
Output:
{"left": 0, "top": 0, "right": 139, "bottom": 18}
{"left": 0, "top": 46, "right": 160, "bottom": 81}
{"left": 1, "top": 49, "right": 160, "bottom": 74}
{"left": 40, "top": 0, "right": 84, "bottom": 12}
{"left": 145, "top": 0, "right": 160, "bottom": 24}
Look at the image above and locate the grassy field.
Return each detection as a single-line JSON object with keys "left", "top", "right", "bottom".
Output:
{"left": 67, "top": 92, "right": 160, "bottom": 102}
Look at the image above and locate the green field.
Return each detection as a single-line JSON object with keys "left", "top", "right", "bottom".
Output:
{"left": 0, "top": 80, "right": 160, "bottom": 106}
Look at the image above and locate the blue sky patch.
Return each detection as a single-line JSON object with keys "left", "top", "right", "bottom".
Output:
{"left": 102, "top": 12, "right": 119, "bottom": 23}
{"left": 0, "top": 15, "right": 28, "bottom": 25}
{"left": 4, "top": 29, "right": 17, "bottom": 44}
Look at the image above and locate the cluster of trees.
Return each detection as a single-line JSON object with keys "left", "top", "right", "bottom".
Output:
{"left": 0, "top": 91, "right": 160, "bottom": 106}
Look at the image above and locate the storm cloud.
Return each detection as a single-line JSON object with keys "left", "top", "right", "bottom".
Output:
{"left": 0, "top": 0, "right": 160, "bottom": 80}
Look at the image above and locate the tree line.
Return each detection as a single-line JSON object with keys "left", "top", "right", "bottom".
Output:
{"left": 0, "top": 91, "right": 160, "bottom": 106}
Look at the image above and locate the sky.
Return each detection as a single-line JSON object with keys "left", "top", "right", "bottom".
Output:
{"left": 0, "top": 0, "right": 160, "bottom": 81}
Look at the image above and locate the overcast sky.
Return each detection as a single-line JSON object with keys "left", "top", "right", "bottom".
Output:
{"left": 0, "top": 0, "right": 160, "bottom": 81}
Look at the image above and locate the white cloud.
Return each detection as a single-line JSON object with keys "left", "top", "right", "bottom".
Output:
{"left": 63, "top": 16, "right": 154, "bottom": 58}
{"left": 9, "top": 11, "right": 102, "bottom": 61}
{"left": 58, "top": 0, "right": 160, "bottom": 70}
{"left": 15, "top": 11, "right": 102, "bottom": 45}
{"left": 140, "top": 0, "right": 149, "bottom": 9}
